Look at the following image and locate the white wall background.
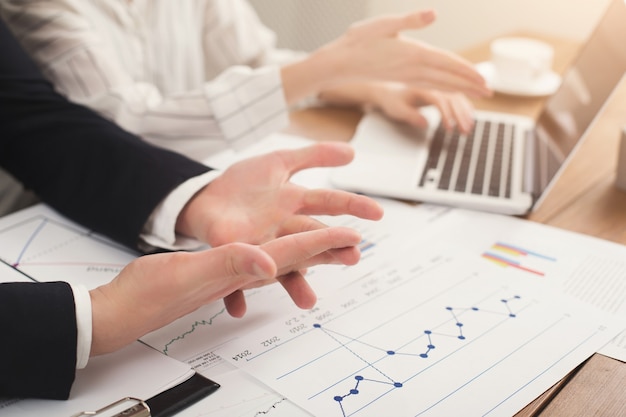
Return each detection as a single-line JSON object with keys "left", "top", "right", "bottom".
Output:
{"left": 249, "top": 0, "right": 612, "bottom": 52}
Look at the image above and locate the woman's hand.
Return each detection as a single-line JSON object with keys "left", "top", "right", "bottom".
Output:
{"left": 282, "top": 10, "right": 491, "bottom": 105}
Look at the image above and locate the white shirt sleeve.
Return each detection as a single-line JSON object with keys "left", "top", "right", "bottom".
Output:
{"left": 71, "top": 284, "right": 92, "bottom": 370}
{"left": 140, "top": 170, "right": 221, "bottom": 251}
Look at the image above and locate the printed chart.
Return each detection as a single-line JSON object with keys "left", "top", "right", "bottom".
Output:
{"left": 0, "top": 205, "right": 137, "bottom": 288}
{"left": 482, "top": 242, "right": 557, "bottom": 276}
{"left": 140, "top": 200, "right": 451, "bottom": 371}
{"left": 217, "top": 255, "right": 618, "bottom": 417}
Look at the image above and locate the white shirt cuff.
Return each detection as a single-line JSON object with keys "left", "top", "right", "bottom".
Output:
{"left": 140, "top": 171, "right": 221, "bottom": 251}
{"left": 71, "top": 283, "right": 92, "bottom": 369}
{"left": 204, "top": 65, "right": 289, "bottom": 150}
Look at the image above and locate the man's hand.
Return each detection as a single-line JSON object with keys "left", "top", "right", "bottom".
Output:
{"left": 90, "top": 226, "right": 363, "bottom": 356}
{"left": 175, "top": 142, "right": 384, "bottom": 247}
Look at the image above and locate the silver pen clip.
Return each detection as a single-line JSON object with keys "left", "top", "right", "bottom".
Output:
{"left": 70, "top": 397, "right": 150, "bottom": 417}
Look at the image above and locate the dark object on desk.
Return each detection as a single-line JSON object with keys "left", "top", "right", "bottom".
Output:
{"left": 147, "top": 372, "right": 220, "bottom": 417}
{"left": 72, "top": 373, "right": 220, "bottom": 417}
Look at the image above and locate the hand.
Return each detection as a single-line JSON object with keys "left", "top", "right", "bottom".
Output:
{"left": 90, "top": 226, "right": 363, "bottom": 356}
{"left": 282, "top": 9, "right": 491, "bottom": 104}
{"left": 368, "top": 82, "right": 476, "bottom": 134}
{"left": 175, "top": 142, "right": 384, "bottom": 247}
{"left": 318, "top": 81, "right": 476, "bottom": 134}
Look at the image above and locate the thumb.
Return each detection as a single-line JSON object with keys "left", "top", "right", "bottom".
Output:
{"left": 279, "top": 142, "right": 355, "bottom": 176}
{"left": 349, "top": 9, "right": 436, "bottom": 39}
{"left": 214, "top": 243, "right": 277, "bottom": 286}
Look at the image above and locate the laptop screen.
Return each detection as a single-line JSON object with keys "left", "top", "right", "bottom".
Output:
{"left": 531, "top": 0, "right": 626, "bottom": 199}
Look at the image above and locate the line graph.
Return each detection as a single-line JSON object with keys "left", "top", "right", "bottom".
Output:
{"left": 284, "top": 290, "right": 525, "bottom": 417}
{"left": 309, "top": 294, "right": 522, "bottom": 417}
{"left": 0, "top": 205, "right": 137, "bottom": 288}
{"left": 218, "top": 255, "right": 616, "bottom": 417}
{"left": 162, "top": 308, "right": 228, "bottom": 356}
{"left": 139, "top": 201, "right": 432, "bottom": 369}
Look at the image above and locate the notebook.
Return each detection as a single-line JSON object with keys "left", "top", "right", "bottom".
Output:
{"left": 330, "top": 0, "right": 626, "bottom": 215}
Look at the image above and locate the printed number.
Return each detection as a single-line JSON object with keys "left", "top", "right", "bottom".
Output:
{"left": 261, "top": 336, "right": 281, "bottom": 347}
{"left": 285, "top": 317, "right": 300, "bottom": 326}
{"left": 341, "top": 299, "right": 357, "bottom": 309}
{"left": 289, "top": 324, "right": 307, "bottom": 334}
{"left": 315, "top": 311, "right": 332, "bottom": 321}
{"left": 232, "top": 350, "right": 252, "bottom": 362}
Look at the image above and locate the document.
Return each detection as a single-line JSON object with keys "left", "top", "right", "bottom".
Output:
{"left": 215, "top": 212, "right": 624, "bottom": 417}
{"left": 0, "top": 257, "right": 33, "bottom": 283}
{"left": 0, "top": 204, "right": 137, "bottom": 289}
{"left": 411, "top": 208, "right": 626, "bottom": 362}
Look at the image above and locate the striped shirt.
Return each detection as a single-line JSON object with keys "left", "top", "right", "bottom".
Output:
{"left": 0, "top": 0, "right": 301, "bottom": 161}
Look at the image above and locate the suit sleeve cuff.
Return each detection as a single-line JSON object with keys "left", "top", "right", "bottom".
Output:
{"left": 140, "top": 170, "right": 221, "bottom": 251}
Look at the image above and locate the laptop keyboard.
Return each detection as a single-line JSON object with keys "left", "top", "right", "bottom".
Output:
{"left": 418, "top": 120, "right": 514, "bottom": 198}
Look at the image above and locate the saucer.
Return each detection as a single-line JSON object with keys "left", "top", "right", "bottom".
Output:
{"left": 476, "top": 61, "right": 561, "bottom": 97}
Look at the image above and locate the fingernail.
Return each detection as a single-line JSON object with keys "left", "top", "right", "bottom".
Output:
{"left": 252, "top": 261, "right": 271, "bottom": 280}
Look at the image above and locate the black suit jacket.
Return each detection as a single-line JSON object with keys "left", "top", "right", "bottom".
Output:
{"left": 0, "top": 19, "right": 212, "bottom": 399}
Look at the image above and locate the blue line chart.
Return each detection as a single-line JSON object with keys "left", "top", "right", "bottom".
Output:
{"left": 217, "top": 254, "right": 615, "bottom": 417}
{"left": 306, "top": 296, "right": 522, "bottom": 417}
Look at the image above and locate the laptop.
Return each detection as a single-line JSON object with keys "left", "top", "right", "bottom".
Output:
{"left": 330, "top": 0, "right": 626, "bottom": 215}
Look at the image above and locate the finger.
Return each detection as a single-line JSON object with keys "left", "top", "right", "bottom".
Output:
{"left": 276, "top": 216, "right": 362, "bottom": 266}
{"left": 435, "top": 97, "right": 454, "bottom": 132}
{"left": 413, "top": 48, "right": 491, "bottom": 96}
{"left": 451, "top": 96, "right": 475, "bottom": 134}
{"left": 300, "top": 188, "right": 385, "bottom": 220}
{"left": 276, "top": 270, "right": 317, "bottom": 309}
{"left": 278, "top": 215, "right": 329, "bottom": 237}
{"left": 275, "top": 245, "right": 361, "bottom": 276}
{"left": 386, "top": 92, "right": 430, "bottom": 128}
{"left": 262, "top": 226, "right": 362, "bottom": 270}
{"left": 400, "top": 109, "right": 429, "bottom": 129}
{"left": 213, "top": 243, "right": 277, "bottom": 286}
{"left": 224, "top": 290, "right": 248, "bottom": 318}
{"left": 349, "top": 10, "right": 436, "bottom": 39}
{"left": 414, "top": 69, "right": 490, "bottom": 98}
{"left": 275, "top": 142, "right": 356, "bottom": 176}
{"left": 147, "top": 243, "right": 276, "bottom": 299}
{"left": 267, "top": 228, "right": 362, "bottom": 280}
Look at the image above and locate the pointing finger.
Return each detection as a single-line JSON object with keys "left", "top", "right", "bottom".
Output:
{"left": 349, "top": 10, "right": 437, "bottom": 39}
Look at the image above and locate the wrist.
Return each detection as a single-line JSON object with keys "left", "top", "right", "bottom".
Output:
{"left": 175, "top": 186, "right": 215, "bottom": 244}
{"left": 281, "top": 45, "right": 347, "bottom": 105}
{"left": 89, "top": 279, "right": 147, "bottom": 356}
{"left": 319, "top": 81, "right": 382, "bottom": 109}
{"left": 89, "top": 286, "right": 127, "bottom": 356}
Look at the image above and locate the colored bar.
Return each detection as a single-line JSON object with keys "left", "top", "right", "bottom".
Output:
{"left": 482, "top": 253, "right": 545, "bottom": 276}
{"left": 493, "top": 242, "right": 557, "bottom": 262}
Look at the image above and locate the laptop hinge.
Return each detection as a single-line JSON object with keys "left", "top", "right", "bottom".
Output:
{"left": 522, "top": 129, "right": 538, "bottom": 201}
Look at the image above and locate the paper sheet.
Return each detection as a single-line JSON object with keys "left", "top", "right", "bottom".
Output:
{"left": 216, "top": 252, "right": 621, "bottom": 417}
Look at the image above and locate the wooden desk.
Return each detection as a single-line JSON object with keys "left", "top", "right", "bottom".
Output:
{"left": 286, "top": 34, "right": 626, "bottom": 417}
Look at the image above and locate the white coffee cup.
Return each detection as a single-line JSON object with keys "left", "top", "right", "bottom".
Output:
{"left": 490, "top": 37, "right": 554, "bottom": 88}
